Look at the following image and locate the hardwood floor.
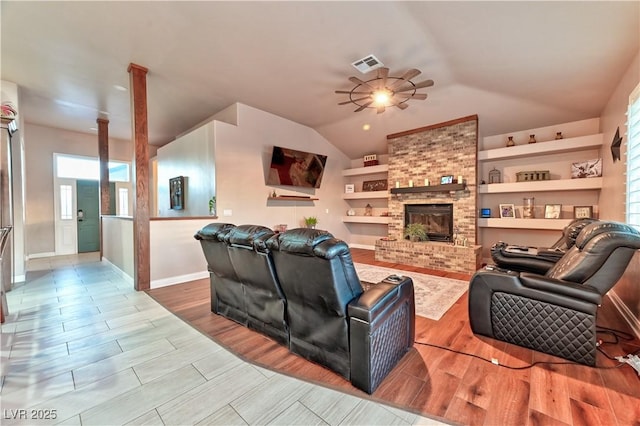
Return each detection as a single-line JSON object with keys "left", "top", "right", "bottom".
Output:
{"left": 148, "top": 249, "right": 640, "bottom": 426}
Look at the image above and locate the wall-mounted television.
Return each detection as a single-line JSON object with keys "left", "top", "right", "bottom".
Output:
{"left": 266, "top": 146, "right": 327, "bottom": 188}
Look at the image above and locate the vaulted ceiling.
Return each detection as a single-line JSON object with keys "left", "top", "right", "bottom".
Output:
{"left": 1, "top": 1, "right": 638, "bottom": 159}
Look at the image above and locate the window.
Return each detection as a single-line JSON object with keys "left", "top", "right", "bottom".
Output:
{"left": 55, "top": 154, "right": 130, "bottom": 182}
{"left": 118, "top": 188, "right": 129, "bottom": 216}
{"left": 60, "top": 185, "right": 73, "bottom": 220}
{"left": 627, "top": 83, "right": 640, "bottom": 227}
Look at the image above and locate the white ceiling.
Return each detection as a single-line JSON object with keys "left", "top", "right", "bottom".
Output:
{"left": 2, "top": 1, "right": 638, "bottom": 159}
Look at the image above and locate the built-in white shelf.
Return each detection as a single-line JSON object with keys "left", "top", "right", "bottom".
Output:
{"left": 478, "top": 218, "right": 574, "bottom": 230}
{"left": 342, "top": 190, "right": 389, "bottom": 200}
{"left": 342, "top": 216, "right": 390, "bottom": 224}
{"left": 342, "top": 164, "right": 389, "bottom": 177}
{"left": 478, "top": 134, "right": 603, "bottom": 162}
{"left": 478, "top": 177, "right": 602, "bottom": 194}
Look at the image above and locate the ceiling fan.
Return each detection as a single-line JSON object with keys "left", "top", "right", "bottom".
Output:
{"left": 335, "top": 67, "right": 434, "bottom": 114}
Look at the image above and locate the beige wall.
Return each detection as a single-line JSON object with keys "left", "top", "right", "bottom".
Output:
{"left": 599, "top": 52, "right": 640, "bottom": 320}
{"left": 156, "top": 103, "right": 352, "bottom": 239}
{"left": 23, "top": 124, "right": 136, "bottom": 256}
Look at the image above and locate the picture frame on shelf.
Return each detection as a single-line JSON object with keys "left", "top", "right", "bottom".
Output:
{"left": 345, "top": 184, "right": 355, "bottom": 194}
{"left": 362, "top": 179, "right": 387, "bottom": 191}
{"left": 440, "top": 175, "right": 454, "bottom": 185}
{"left": 499, "top": 203, "right": 515, "bottom": 218}
{"left": 571, "top": 158, "right": 602, "bottom": 179}
{"left": 574, "top": 205, "right": 594, "bottom": 219}
{"left": 544, "top": 204, "right": 562, "bottom": 219}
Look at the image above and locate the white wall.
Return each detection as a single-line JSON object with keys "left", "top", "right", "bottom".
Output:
{"left": 213, "top": 103, "right": 352, "bottom": 238}
{"left": 23, "top": 124, "right": 137, "bottom": 256}
{"left": 156, "top": 102, "right": 353, "bottom": 239}
{"left": 156, "top": 122, "right": 215, "bottom": 216}
{"left": 101, "top": 216, "right": 134, "bottom": 279}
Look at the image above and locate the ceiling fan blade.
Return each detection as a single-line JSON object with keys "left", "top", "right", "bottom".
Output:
{"left": 377, "top": 105, "right": 385, "bottom": 114}
{"left": 338, "top": 96, "right": 371, "bottom": 105}
{"left": 400, "top": 68, "right": 422, "bottom": 81}
{"left": 335, "top": 90, "right": 372, "bottom": 95}
{"left": 349, "top": 76, "right": 377, "bottom": 90}
{"left": 395, "top": 79, "right": 435, "bottom": 92}
{"left": 378, "top": 67, "right": 389, "bottom": 89}
{"left": 387, "top": 69, "right": 422, "bottom": 90}
{"left": 411, "top": 93, "right": 428, "bottom": 100}
{"left": 354, "top": 101, "right": 373, "bottom": 112}
{"left": 396, "top": 103, "right": 409, "bottom": 110}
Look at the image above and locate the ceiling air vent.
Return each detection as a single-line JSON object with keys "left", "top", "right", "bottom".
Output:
{"left": 351, "top": 54, "right": 384, "bottom": 74}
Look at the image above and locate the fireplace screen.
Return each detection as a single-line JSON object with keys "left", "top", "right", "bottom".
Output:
{"left": 404, "top": 203, "right": 454, "bottom": 242}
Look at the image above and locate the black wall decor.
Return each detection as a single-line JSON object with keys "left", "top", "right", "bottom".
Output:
{"left": 170, "top": 176, "right": 184, "bottom": 210}
{"left": 610, "top": 127, "right": 622, "bottom": 162}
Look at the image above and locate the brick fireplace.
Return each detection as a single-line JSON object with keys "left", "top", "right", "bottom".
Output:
{"left": 375, "top": 115, "right": 482, "bottom": 274}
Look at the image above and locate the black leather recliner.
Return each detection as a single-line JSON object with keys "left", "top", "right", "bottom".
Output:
{"left": 490, "top": 218, "right": 598, "bottom": 275}
{"left": 226, "top": 224, "right": 288, "bottom": 345}
{"left": 266, "top": 228, "right": 415, "bottom": 393}
{"left": 194, "top": 223, "right": 244, "bottom": 322}
{"left": 195, "top": 223, "right": 289, "bottom": 345}
{"left": 469, "top": 221, "right": 640, "bottom": 365}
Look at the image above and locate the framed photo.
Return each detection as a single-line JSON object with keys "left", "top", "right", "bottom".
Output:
{"left": 544, "top": 204, "right": 562, "bottom": 219}
{"left": 362, "top": 179, "right": 387, "bottom": 191}
{"left": 571, "top": 158, "right": 602, "bottom": 178}
{"left": 345, "top": 184, "right": 355, "bottom": 193}
{"left": 574, "top": 205, "right": 593, "bottom": 219}
{"left": 499, "top": 204, "right": 515, "bottom": 218}
{"left": 169, "top": 176, "right": 184, "bottom": 210}
{"left": 480, "top": 208, "right": 491, "bottom": 218}
{"left": 440, "top": 175, "right": 454, "bottom": 185}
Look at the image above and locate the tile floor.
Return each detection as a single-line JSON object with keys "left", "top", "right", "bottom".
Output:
{"left": 1, "top": 253, "right": 447, "bottom": 425}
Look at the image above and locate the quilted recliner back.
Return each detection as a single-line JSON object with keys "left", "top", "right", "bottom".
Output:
{"left": 266, "top": 228, "right": 363, "bottom": 378}
{"left": 547, "top": 221, "right": 640, "bottom": 294}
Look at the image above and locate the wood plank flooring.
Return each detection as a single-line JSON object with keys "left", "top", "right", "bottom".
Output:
{"left": 148, "top": 248, "right": 640, "bottom": 426}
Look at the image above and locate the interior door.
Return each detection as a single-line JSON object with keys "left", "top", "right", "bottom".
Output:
{"left": 76, "top": 180, "right": 100, "bottom": 253}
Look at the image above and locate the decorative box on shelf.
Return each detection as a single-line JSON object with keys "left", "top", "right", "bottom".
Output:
{"left": 363, "top": 154, "right": 378, "bottom": 167}
{"left": 516, "top": 170, "right": 550, "bottom": 182}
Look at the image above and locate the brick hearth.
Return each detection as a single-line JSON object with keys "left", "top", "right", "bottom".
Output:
{"left": 376, "top": 115, "right": 481, "bottom": 274}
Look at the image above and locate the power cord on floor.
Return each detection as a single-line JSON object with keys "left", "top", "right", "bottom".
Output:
{"left": 413, "top": 327, "right": 638, "bottom": 372}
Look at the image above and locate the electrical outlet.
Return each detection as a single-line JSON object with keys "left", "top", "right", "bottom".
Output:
{"left": 223, "top": 209, "right": 232, "bottom": 216}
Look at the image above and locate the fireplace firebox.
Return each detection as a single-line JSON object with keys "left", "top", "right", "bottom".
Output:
{"left": 404, "top": 203, "right": 454, "bottom": 242}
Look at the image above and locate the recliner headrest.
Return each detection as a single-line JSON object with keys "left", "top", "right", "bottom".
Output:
{"left": 575, "top": 221, "right": 640, "bottom": 250}
{"left": 266, "top": 228, "right": 333, "bottom": 256}
{"left": 194, "top": 223, "right": 236, "bottom": 241}
{"left": 563, "top": 218, "right": 598, "bottom": 249}
{"left": 226, "top": 224, "right": 274, "bottom": 251}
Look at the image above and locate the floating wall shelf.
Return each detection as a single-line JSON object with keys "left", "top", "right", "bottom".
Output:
{"left": 390, "top": 183, "right": 466, "bottom": 194}
{"left": 267, "top": 196, "right": 318, "bottom": 201}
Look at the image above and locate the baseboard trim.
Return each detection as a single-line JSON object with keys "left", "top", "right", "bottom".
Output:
{"left": 26, "top": 252, "right": 56, "bottom": 260}
{"left": 151, "top": 271, "right": 209, "bottom": 289}
{"left": 608, "top": 290, "right": 640, "bottom": 340}
{"left": 101, "top": 257, "right": 134, "bottom": 285}
{"left": 350, "top": 243, "right": 375, "bottom": 250}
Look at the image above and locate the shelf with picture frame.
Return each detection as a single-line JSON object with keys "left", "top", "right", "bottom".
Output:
{"left": 478, "top": 118, "right": 603, "bottom": 263}
{"left": 342, "top": 159, "right": 391, "bottom": 249}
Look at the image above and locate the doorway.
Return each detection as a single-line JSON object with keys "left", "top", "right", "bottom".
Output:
{"left": 76, "top": 180, "right": 99, "bottom": 253}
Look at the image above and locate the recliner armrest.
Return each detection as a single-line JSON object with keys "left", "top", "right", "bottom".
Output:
{"left": 519, "top": 273, "right": 602, "bottom": 305}
{"left": 348, "top": 276, "right": 413, "bottom": 323}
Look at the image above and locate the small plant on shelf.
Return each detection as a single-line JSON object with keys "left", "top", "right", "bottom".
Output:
{"left": 304, "top": 216, "right": 318, "bottom": 229}
{"left": 208, "top": 196, "right": 216, "bottom": 215}
{"left": 404, "top": 223, "right": 429, "bottom": 242}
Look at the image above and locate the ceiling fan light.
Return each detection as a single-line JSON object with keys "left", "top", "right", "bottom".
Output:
{"left": 373, "top": 90, "right": 391, "bottom": 106}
